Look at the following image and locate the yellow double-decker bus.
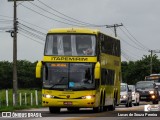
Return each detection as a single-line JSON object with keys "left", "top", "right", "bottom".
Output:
{"left": 36, "top": 28, "right": 121, "bottom": 113}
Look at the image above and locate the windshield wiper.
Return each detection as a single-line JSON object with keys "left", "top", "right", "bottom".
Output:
{"left": 74, "top": 86, "right": 91, "bottom": 90}
{"left": 50, "top": 77, "right": 67, "bottom": 88}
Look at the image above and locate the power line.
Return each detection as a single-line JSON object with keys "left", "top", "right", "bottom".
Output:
{"left": 107, "top": 25, "right": 150, "bottom": 52}
{"left": 0, "top": 14, "right": 13, "bottom": 19}
{"left": 118, "top": 36, "right": 147, "bottom": 51}
{"left": 19, "top": 32, "right": 44, "bottom": 45}
{"left": 37, "top": 0, "right": 106, "bottom": 27}
{"left": 106, "top": 23, "right": 123, "bottom": 37}
{"left": 0, "top": 14, "right": 48, "bottom": 31}
{"left": 0, "top": 26, "right": 13, "bottom": 30}
{"left": 104, "top": 26, "right": 146, "bottom": 60}
{"left": 19, "top": 19, "right": 48, "bottom": 31}
{"left": 119, "top": 27, "right": 149, "bottom": 51}
{"left": 19, "top": 27, "right": 45, "bottom": 41}
{"left": 0, "top": 19, "right": 12, "bottom": 22}
{"left": 20, "top": 4, "right": 89, "bottom": 27}
{"left": 121, "top": 50, "right": 136, "bottom": 61}
{"left": 28, "top": 1, "right": 94, "bottom": 26}
{"left": 123, "top": 25, "right": 150, "bottom": 50}
{"left": 19, "top": 23, "right": 46, "bottom": 35}
{"left": 122, "top": 48, "right": 142, "bottom": 59}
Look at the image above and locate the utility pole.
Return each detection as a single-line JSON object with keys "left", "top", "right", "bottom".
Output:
{"left": 148, "top": 50, "right": 160, "bottom": 74}
{"left": 8, "top": 0, "right": 34, "bottom": 106}
{"left": 149, "top": 50, "right": 153, "bottom": 75}
{"left": 13, "top": 0, "right": 18, "bottom": 106}
{"left": 106, "top": 23, "right": 123, "bottom": 37}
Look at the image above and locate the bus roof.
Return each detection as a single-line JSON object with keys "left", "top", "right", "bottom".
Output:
{"left": 48, "top": 28, "right": 119, "bottom": 40}
{"left": 48, "top": 28, "right": 100, "bottom": 35}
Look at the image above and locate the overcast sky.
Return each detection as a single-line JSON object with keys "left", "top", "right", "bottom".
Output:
{"left": 1, "top": 0, "right": 160, "bottom": 62}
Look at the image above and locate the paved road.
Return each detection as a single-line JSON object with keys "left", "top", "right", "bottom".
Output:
{"left": 1, "top": 102, "right": 160, "bottom": 120}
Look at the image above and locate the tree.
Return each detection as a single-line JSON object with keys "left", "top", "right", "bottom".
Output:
{"left": 0, "top": 60, "right": 41, "bottom": 89}
{"left": 121, "top": 54, "right": 160, "bottom": 85}
{"left": 0, "top": 61, "right": 13, "bottom": 89}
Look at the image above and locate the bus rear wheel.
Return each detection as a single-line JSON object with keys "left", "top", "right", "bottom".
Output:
{"left": 108, "top": 98, "right": 115, "bottom": 111}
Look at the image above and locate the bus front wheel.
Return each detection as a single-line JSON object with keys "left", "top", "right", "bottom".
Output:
{"left": 67, "top": 107, "right": 80, "bottom": 112}
{"left": 93, "top": 106, "right": 101, "bottom": 113}
{"left": 49, "top": 107, "right": 60, "bottom": 113}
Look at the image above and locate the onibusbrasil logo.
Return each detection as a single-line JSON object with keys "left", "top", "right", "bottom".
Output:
{"left": 1, "top": 112, "right": 42, "bottom": 118}
{"left": 144, "top": 104, "right": 160, "bottom": 111}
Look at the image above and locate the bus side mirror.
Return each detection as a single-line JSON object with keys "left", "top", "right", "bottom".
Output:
{"left": 36, "top": 61, "right": 42, "bottom": 78}
{"left": 94, "top": 62, "right": 100, "bottom": 79}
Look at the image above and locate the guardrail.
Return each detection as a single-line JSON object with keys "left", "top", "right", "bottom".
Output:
{"left": 0, "top": 89, "right": 40, "bottom": 107}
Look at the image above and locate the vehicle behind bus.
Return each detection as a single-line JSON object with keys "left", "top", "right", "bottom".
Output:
{"left": 135, "top": 81, "right": 159, "bottom": 104}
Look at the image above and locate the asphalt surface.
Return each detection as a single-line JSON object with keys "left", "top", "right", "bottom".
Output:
{"left": 0, "top": 101, "right": 160, "bottom": 120}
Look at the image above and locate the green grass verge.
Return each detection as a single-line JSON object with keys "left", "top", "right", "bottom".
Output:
{"left": 0, "top": 89, "right": 42, "bottom": 112}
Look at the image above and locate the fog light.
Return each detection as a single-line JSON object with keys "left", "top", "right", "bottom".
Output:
{"left": 151, "top": 95, "right": 155, "bottom": 99}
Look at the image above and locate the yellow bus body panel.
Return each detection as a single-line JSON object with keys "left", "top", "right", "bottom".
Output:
{"left": 100, "top": 53, "right": 121, "bottom": 104}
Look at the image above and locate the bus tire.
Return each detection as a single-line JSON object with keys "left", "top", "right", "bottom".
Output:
{"left": 49, "top": 107, "right": 60, "bottom": 113}
{"left": 93, "top": 92, "right": 104, "bottom": 113}
{"left": 67, "top": 107, "right": 79, "bottom": 112}
{"left": 129, "top": 101, "right": 132, "bottom": 107}
{"left": 115, "top": 91, "right": 118, "bottom": 106}
{"left": 152, "top": 100, "right": 159, "bottom": 104}
{"left": 108, "top": 98, "right": 115, "bottom": 111}
{"left": 93, "top": 106, "right": 100, "bottom": 113}
{"left": 125, "top": 101, "right": 129, "bottom": 107}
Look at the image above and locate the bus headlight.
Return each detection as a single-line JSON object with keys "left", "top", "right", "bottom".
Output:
{"left": 149, "top": 91, "right": 154, "bottom": 94}
{"left": 82, "top": 95, "right": 95, "bottom": 99}
{"left": 43, "top": 94, "right": 54, "bottom": 98}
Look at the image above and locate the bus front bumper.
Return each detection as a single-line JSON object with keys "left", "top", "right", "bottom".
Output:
{"left": 42, "top": 97, "right": 98, "bottom": 108}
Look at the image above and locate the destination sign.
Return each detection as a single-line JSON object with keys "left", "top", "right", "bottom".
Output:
{"left": 43, "top": 56, "right": 97, "bottom": 62}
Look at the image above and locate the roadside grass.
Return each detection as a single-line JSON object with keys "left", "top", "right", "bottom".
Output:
{"left": 0, "top": 89, "right": 42, "bottom": 112}
{"left": 0, "top": 105, "right": 42, "bottom": 112}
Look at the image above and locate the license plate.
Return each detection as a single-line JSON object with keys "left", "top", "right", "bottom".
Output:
{"left": 63, "top": 101, "right": 72, "bottom": 105}
{"left": 141, "top": 97, "right": 146, "bottom": 99}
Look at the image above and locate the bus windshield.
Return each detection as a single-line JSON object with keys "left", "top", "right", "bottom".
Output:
{"left": 44, "top": 34, "right": 96, "bottom": 56}
{"left": 43, "top": 63, "right": 95, "bottom": 90}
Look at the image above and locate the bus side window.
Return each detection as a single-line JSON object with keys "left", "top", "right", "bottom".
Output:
{"left": 99, "top": 34, "right": 105, "bottom": 53}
